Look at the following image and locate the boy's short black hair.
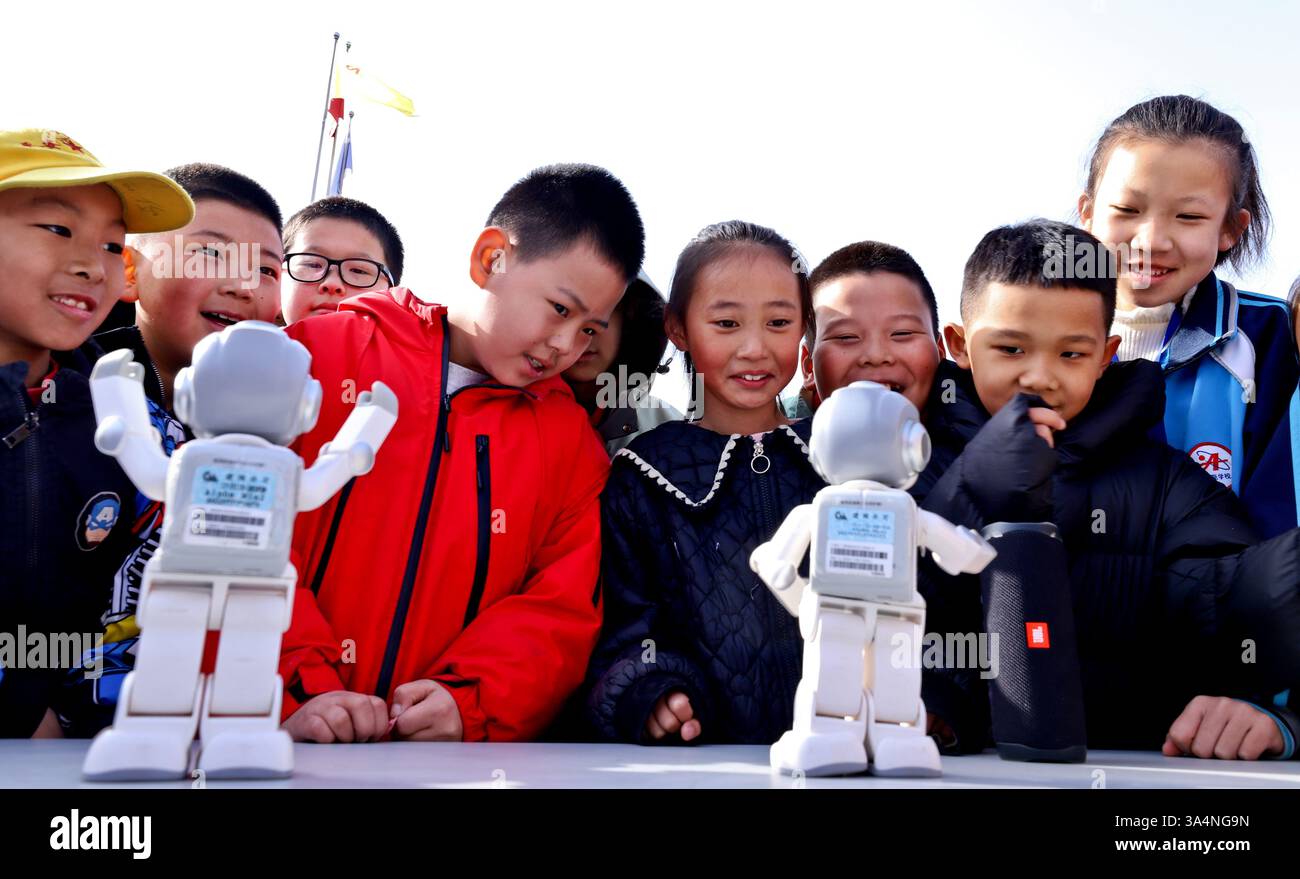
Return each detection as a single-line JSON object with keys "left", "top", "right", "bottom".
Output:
{"left": 165, "top": 162, "right": 282, "bottom": 232}
{"left": 486, "top": 163, "right": 644, "bottom": 281}
{"left": 283, "top": 196, "right": 405, "bottom": 284}
{"left": 961, "top": 219, "right": 1117, "bottom": 331}
{"left": 807, "top": 241, "right": 940, "bottom": 348}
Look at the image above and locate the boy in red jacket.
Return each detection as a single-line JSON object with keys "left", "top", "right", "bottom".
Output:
{"left": 279, "top": 164, "right": 644, "bottom": 743}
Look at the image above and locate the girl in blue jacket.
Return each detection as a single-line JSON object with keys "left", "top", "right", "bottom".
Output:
{"left": 1079, "top": 94, "right": 1300, "bottom": 539}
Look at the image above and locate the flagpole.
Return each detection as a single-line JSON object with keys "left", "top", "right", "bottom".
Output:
{"left": 325, "top": 41, "right": 351, "bottom": 197}
{"left": 310, "top": 32, "right": 342, "bottom": 202}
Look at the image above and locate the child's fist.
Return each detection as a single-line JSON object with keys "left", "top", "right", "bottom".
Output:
{"left": 1163, "top": 695, "right": 1284, "bottom": 760}
{"left": 283, "top": 691, "right": 389, "bottom": 743}
{"left": 645, "top": 690, "right": 701, "bottom": 743}
{"left": 390, "top": 679, "right": 463, "bottom": 742}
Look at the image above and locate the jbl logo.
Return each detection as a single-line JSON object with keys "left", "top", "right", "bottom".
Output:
{"left": 1026, "top": 622, "right": 1050, "bottom": 649}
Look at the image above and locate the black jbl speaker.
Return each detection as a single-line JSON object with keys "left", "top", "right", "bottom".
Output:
{"left": 980, "top": 522, "right": 1087, "bottom": 762}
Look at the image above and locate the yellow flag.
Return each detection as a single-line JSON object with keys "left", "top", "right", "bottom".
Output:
{"left": 342, "top": 63, "right": 416, "bottom": 116}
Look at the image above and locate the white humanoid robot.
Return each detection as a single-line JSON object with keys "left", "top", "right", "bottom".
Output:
{"left": 82, "top": 321, "right": 398, "bottom": 781}
{"left": 750, "top": 381, "right": 996, "bottom": 777}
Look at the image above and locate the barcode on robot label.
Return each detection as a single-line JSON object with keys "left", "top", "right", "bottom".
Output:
{"left": 834, "top": 561, "right": 887, "bottom": 573}
{"left": 203, "top": 512, "right": 266, "bottom": 526}
{"left": 201, "top": 528, "right": 261, "bottom": 543}
{"left": 830, "top": 547, "right": 889, "bottom": 559}
{"left": 184, "top": 505, "right": 270, "bottom": 550}
{"left": 827, "top": 541, "right": 893, "bottom": 577}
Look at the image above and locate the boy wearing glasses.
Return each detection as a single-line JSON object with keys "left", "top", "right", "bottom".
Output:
{"left": 280, "top": 196, "right": 404, "bottom": 324}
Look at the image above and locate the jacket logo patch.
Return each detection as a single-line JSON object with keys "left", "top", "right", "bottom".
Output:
{"left": 1190, "top": 441, "right": 1233, "bottom": 488}
{"left": 1026, "top": 622, "right": 1050, "bottom": 649}
{"left": 77, "top": 492, "right": 122, "bottom": 550}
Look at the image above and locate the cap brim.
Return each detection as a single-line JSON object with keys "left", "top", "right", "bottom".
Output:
{"left": 0, "top": 166, "right": 194, "bottom": 233}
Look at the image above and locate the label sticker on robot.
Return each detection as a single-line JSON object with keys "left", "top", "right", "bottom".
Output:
{"left": 825, "top": 507, "right": 894, "bottom": 577}
{"left": 186, "top": 466, "right": 275, "bottom": 549}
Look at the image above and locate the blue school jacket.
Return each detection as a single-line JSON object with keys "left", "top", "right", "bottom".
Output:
{"left": 1156, "top": 272, "right": 1300, "bottom": 539}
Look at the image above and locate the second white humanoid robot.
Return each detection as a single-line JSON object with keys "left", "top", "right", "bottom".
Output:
{"left": 751, "top": 380, "right": 996, "bottom": 777}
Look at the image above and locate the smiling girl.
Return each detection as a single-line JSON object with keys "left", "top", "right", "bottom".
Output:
{"left": 584, "top": 221, "right": 826, "bottom": 745}
{"left": 1080, "top": 95, "right": 1300, "bottom": 538}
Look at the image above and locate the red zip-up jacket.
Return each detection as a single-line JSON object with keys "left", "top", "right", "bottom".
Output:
{"left": 278, "top": 288, "right": 609, "bottom": 740}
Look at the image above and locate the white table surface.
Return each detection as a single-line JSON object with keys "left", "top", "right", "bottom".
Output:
{"left": 3, "top": 740, "right": 1299, "bottom": 789}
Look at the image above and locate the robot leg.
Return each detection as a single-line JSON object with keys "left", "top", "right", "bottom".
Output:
{"left": 771, "top": 597, "right": 871, "bottom": 777}
{"left": 82, "top": 576, "right": 209, "bottom": 781}
{"left": 864, "top": 613, "right": 940, "bottom": 777}
{"left": 196, "top": 572, "right": 294, "bottom": 779}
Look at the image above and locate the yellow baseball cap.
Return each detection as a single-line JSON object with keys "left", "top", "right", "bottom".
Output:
{"left": 0, "top": 128, "right": 194, "bottom": 232}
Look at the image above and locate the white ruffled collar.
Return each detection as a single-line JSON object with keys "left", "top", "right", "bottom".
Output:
{"left": 614, "top": 424, "right": 812, "bottom": 508}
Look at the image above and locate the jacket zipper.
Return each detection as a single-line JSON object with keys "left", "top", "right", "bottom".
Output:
{"left": 6, "top": 394, "right": 41, "bottom": 587}
{"left": 2, "top": 410, "right": 38, "bottom": 449}
{"left": 150, "top": 362, "right": 168, "bottom": 412}
{"left": 26, "top": 415, "right": 38, "bottom": 579}
{"left": 751, "top": 433, "right": 801, "bottom": 712}
{"left": 373, "top": 315, "right": 533, "bottom": 697}
{"left": 462, "top": 435, "right": 492, "bottom": 627}
{"left": 308, "top": 478, "right": 355, "bottom": 596}
{"left": 374, "top": 323, "right": 454, "bottom": 699}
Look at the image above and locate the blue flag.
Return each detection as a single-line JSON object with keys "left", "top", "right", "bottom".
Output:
{"left": 328, "top": 120, "right": 353, "bottom": 196}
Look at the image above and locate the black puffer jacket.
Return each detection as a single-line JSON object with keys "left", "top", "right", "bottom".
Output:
{"left": 915, "top": 360, "right": 1300, "bottom": 752}
{"left": 0, "top": 340, "right": 138, "bottom": 737}
{"left": 585, "top": 419, "right": 825, "bottom": 744}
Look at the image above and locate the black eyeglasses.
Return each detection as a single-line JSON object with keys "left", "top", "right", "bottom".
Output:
{"left": 283, "top": 252, "right": 394, "bottom": 288}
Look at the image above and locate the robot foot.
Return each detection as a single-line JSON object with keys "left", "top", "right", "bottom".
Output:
{"left": 82, "top": 728, "right": 193, "bottom": 782}
{"left": 869, "top": 731, "right": 942, "bottom": 778}
{"left": 770, "top": 729, "right": 869, "bottom": 777}
{"left": 197, "top": 730, "right": 293, "bottom": 780}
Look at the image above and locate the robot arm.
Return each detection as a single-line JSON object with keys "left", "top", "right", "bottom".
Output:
{"left": 89, "top": 350, "right": 170, "bottom": 501}
{"left": 298, "top": 381, "right": 399, "bottom": 511}
{"left": 917, "top": 510, "right": 996, "bottom": 576}
{"left": 750, "top": 503, "right": 815, "bottom": 617}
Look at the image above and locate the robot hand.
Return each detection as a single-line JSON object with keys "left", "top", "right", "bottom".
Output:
{"left": 752, "top": 546, "right": 798, "bottom": 591}
{"left": 299, "top": 381, "right": 399, "bottom": 510}
{"left": 918, "top": 510, "right": 996, "bottom": 576}
{"left": 751, "top": 546, "right": 805, "bottom": 617}
{"left": 750, "top": 504, "right": 814, "bottom": 617}
{"left": 89, "top": 350, "right": 169, "bottom": 500}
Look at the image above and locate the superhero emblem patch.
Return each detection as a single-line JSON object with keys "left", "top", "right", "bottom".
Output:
{"left": 77, "top": 492, "right": 122, "bottom": 550}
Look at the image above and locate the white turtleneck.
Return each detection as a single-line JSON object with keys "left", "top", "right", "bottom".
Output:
{"left": 1110, "top": 287, "right": 1197, "bottom": 362}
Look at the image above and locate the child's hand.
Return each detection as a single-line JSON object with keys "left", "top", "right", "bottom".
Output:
{"left": 1162, "top": 695, "right": 1284, "bottom": 760}
{"left": 283, "top": 691, "right": 389, "bottom": 743}
{"left": 926, "top": 712, "right": 957, "bottom": 749}
{"left": 962, "top": 394, "right": 1059, "bottom": 523}
{"left": 390, "top": 679, "right": 463, "bottom": 742}
{"left": 32, "top": 708, "right": 64, "bottom": 739}
{"left": 1027, "top": 407, "right": 1066, "bottom": 449}
{"left": 645, "top": 690, "right": 701, "bottom": 742}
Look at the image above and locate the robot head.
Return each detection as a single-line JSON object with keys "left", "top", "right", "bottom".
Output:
{"left": 809, "top": 380, "right": 930, "bottom": 489}
{"left": 173, "top": 321, "right": 322, "bottom": 445}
